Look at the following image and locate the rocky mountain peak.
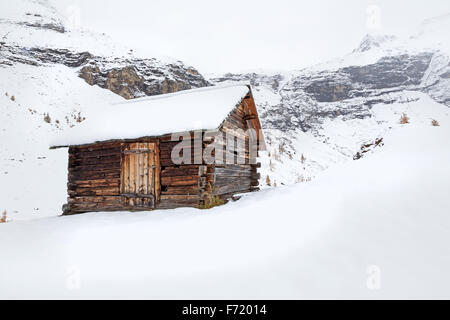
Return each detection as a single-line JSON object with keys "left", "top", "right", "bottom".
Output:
{"left": 0, "top": 0, "right": 65, "bottom": 36}
{"left": 0, "top": 0, "right": 211, "bottom": 99}
{"left": 353, "top": 34, "right": 397, "bottom": 53}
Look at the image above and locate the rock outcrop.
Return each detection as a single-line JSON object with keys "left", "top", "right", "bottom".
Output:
{"left": 0, "top": 43, "right": 210, "bottom": 98}
{"left": 78, "top": 58, "right": 209, "bottom": 99}
{"left": 211, "top": 51, "right": 446, "bottom": 135}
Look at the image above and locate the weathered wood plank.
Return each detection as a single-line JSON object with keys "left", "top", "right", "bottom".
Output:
{"left": 161, "top": 165, "right": 201, "bottom": 177}
{"left": 69, "top": 162, "right": 121, "bottom": 171}
{"left": 160, "top": 195, "right": 200, "bottom": 200}
{"left": 68, "top": 196, "right": 123, "bottom": 204}
{"left": 161, "top": 185, "right": 199, "bottom": 195}
{"left": 69, "top": 171, "right": 120, "bottom": 181}
{"left": 214, "top": 167, "right": 252, "bottom": 177}
{"left": 69, "top": 187, "right": 120, "bottom": 196}
{"left": 69, "top": 155, "right": 121, "bottom": 167}
{"left": 69, "top": 179, "right": 120, "bottom": 189}
{"left": 161, "top": 175, "right": 199, "bottom": 186}
{"left": 155, "top": 140, "right": 161, "bottom": 202}
{"left": 71, "top": 148, "right": 122, "bottom": 159}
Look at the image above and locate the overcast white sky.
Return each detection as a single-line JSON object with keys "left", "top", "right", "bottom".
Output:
{"left": 50, "top": 0, "right": 450, "bottom": 74}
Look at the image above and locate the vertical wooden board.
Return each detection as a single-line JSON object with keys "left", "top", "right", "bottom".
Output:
{"left": 149, "top": 143, "right": 155, "bottom": 196}
{"left": 155, "top": 140, "right": 161, "bottom": 202}
{"left": 122, "top": 143, "right": 130, "bottom": 206}
{"left": 137, "top": 143, "right": 143, "bottom": 194}
{"left": 137, "top": 142, "right": 143, "bottom": 206}
{"left": 129, "top": 143, "right": 137, "bottom": 206}
{"left": 147, "top": 142, "right": 153, "bottom": 206}
{"left": 120, "top": 144, "right": 125, "bottom": 194}
{"left": 142, "top": 142, "right": 149, "bottom": 206}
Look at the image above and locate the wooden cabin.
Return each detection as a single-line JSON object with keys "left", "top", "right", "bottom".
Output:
{"left": 51, "top": 84, "right": 265, "bottom": 214}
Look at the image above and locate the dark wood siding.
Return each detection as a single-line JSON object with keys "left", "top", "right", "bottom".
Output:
{"left": 158, "top": 138, "right": 205, "bottom": 209}
{"left": 211, "top": 102, "right": 261, "bottom": 201}
{"left": 67, "top": 142, "right": 123, "bottom": 213}
{"left": 65, "top": 138, "right": 204, "bottom": 214}
{"left": 63, "top": 90, "right": 263, "bottom": 214}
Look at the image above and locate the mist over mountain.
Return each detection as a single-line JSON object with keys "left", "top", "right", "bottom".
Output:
{"left": 211, "top": 15, "right": 450, "bottom": 184}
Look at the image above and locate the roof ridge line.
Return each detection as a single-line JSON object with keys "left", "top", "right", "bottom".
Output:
{"left": 112, "top": 82, "right": 251, "bottom": 106}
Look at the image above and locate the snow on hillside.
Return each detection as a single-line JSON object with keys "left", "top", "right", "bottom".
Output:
{"left": 0, "top": 0, "right": 168, "bottom": 60}
{"left": 411, "top": 13, "right": 450, "bottom": 54}
{"left": 259, "top": 91, "right": 449, "bottom": 186}
{"left": 1, "top": 123, "right": 449, "bottom": 299}
{"left": 0, "top": 63, "right": 121, "bottom": 220}
{"left": 1, "top": 0, "right": 449, "bottom": 300}
{"left": 212, "top": 13, "right": 450, "bottom": 186}
{"left": 0, "top": 0, "right": 208, "bottom": 220}
{"left": 0, "top": 0, "right": 123, "bottom": 57}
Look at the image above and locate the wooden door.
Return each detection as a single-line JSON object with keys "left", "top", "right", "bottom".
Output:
{"left": 121, "top": 142, "right": 159, "bottom": 209}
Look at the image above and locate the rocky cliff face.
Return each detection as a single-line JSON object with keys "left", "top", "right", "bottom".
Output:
{"left": 0, "top": 0, "right": 210, "bottom": 99}
{"left": 78, "top": 58, "right": 209, "bottom": 99}
{"left": 0, "top": 43, "right": 210, "bottom": 99}
{"left": 212, "top": 51, "right": 446, "bottom": 132}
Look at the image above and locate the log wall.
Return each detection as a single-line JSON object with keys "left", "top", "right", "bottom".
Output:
{"left": 65, "top": 138, "right": 206, "bottom": 214}
{"left": 211, "top": 102, "right": 261, "bottom": 201}
{"left": 158, "top": 138, "right": 203, "bottom": 209}
{"left": 66, "top": 142, "right": 123, "bottom": 214}
{"left": 63, "top": 95, "right": 263, "bottom": 214}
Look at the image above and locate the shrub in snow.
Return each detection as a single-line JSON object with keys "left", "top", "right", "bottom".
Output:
{"left": 198, "top": 196, "right": 225, "bottom": 210}
{"left": 296, "top": 174, "right": 311, "bottom": 183}
{"left": 74, "top": 112, "right": 85, "bottom": 123}
{"left": 44, "top": 113, "right": 51, "bottom": 123}
{"left": 0, "top": 211, "right": 7, "bottom": 223}
{"left": 266, "top": 175, "right": 271, "bottom": 186}
{"left": 399, "top": 113, "right": 410, "bottom": 124}
{"left": 278, "top": 143, "right": 286, "bottom": 154}
{"left": 431, "top": 119, "right": 440, "bottom": 127}
{"left": 301, "top": 153, "right": 306, "bottom": 164}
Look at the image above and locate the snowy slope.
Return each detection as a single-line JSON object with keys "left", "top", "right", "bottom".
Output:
{"left": 1, "top": 122, "right": 449, "bottom": 299}
{"left": 211, "top": 13, "right": 450, "bottom": 186}
{"left": 0, "top": 63, "right": 122, "bottom": 220}
{"left": 1, "top": 0, "right": 450, "bottom": 300}
{"left": 0, "top": 0, "right": 127, "bottom": 57}
{"left": 0, "top": 0, "right": 209, "bottom": 220}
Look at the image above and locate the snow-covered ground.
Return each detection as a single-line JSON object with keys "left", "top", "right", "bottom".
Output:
{"left": 1, "top": 0, "right": 450, "bottom": 299}
{"left": 259, "top": 91, "right": 450, "bottom": 186}
{"left": 0, "top": 63, "right": 121, "bottom": 220}
{"left": 1, "top": 123, "right": 449, "bottom": 299}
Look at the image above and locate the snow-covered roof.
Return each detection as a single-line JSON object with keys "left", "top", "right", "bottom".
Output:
{"left": 51, "top": 84, "right": 250, "bottom": 148}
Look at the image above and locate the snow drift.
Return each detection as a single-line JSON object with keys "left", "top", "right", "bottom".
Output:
{"left": 1, "top": 124, "right": 449, "bottom": 299}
